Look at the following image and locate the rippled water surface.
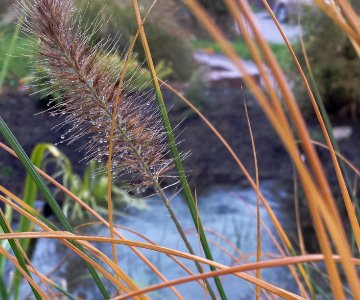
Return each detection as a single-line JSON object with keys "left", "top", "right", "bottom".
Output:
{"left": 28, "top": 182, "right": 298, "bottom": 299}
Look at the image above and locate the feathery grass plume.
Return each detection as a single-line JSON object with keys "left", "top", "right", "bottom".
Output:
{"left": 19, "top": 0, "right": 174, "bottom": 192}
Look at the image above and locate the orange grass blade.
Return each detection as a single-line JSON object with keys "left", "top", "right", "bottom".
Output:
{"left": 0, "top": 246, "right": 50, "bottom": 299}
{"left": 0, "top": 194, "right": 145, "bottom": 300}
{"left": 114, "top": 250, "right": 360, "bottom": 300}
{"left": 237, "top": 196, "right": 309, "bottom": 298}
{"left": 260, "top": 0, "right": 360, "bottom": 256}
{"left": 0, "top": 185, "right": 181, "bottom": 298}
{"left": 6, "top": 232, "right": 353, "bottom": 300}
{"left": 243, "top": 94, "right": 262, "bottom": 299}
{"left": 293, "top": 169, "right": 306, "bottom": 256}
{"left": 158, "top": 81, "right": 293, "bottom": 253}
{"left": 75, "top": 222, "right": 208, "bottom": 292}
{"left": 0, "top": 209, "right": 57, "bottom": 299}
{"left": 106, "top": 2, "right": 159, "bottom": 293}
{"left": 0, "top": 143, "right": 184, "bottom": 299}
{"left": 159, "top": 80, "right": 313, "bottom": 297}
{"left": 313, "top": 0, "right": 360, "bottom": 44}
{"left": 309, "top": 141, "right": 360, "bottom": 177}
{"left": 180, "top": 1, "right": 360, "bottom": 298}
{"left": 2, "top": 231, "right": 360, "bottom": 296}
{"left": 131, "top": 0, "right": 221, "bottom": 298}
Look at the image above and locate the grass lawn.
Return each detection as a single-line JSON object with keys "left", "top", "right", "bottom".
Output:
{"left": 193, "top": 38, "right": 292, "bottom": 69}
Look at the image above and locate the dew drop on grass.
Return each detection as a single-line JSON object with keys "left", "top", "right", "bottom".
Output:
{"left": 61, "top": 135, "right": 65, "bottom": 139}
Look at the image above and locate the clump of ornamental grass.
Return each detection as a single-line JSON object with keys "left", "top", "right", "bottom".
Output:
{"left": 16, "top": 2, "right": 218, "bottom": 295}
{"left": 19, "top": 0, "right": 175, "bottom": 193}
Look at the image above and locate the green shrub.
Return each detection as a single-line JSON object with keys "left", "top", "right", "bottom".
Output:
{"left": 104, "top": 52, "right": 173, "bottom": 90}
{"left": 76, "top": 0, "right": 194, "bottom": 81}
{"left": 198, "top": 0, "right": 232, "bottom": 32}
{"left": 293, "top": 4, "right": 360, "bottom": 117}
{"left": 27, "top": 51, "right": 172, "bottom": 107}
{"left": 57, "top": 155, "right": 145, "bottom": 222}
{"left": 185, "top": 66, "right": 209, "bottom": 110}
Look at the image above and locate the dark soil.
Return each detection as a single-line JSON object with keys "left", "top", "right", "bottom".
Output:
{"left": 0, "top": 92, "right": 87, "bottom": 195}
{"left": 166, "top": 87, "right": 360, "bottom": 197}
{"left": 1, "top": 88, "right": 359, "bottom": 200}
{"left": 167, "top": 87, "right": 292, "bottom": 190}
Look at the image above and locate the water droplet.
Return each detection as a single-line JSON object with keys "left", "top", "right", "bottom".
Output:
{"left": 61, "top": 135, "right": 65, "bottom": 139}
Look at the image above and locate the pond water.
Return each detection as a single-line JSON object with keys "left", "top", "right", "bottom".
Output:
{"left": 26, "top": 181, "right": 298, "bottom": 299}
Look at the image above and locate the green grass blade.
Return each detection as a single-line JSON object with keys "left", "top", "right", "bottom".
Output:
{"left": 0, "top": 274, "right": 9, "bottom": 300}
{"left": 0, "top": 117, "right": 110, "bottom": 299}
{"left": 0, "top": 204, "right": 12, "bottom": 272}
{"left": 0, "top": 216, "right": 10, "bottom": 300}
{"left": 0, "top": 205, "right": 12, "bottom": 300}
{"left": 132, "top": 2, "right": 227, "bottom": 299}
{"left": 11, "top": 143, "right": 61, "bottom": 299}
{"left": 50, "top": 282, "right": 77, "bottom": 300}
{"left": 0, "top": 19, "right": 22, "bottom": 94}
{"left": 20, "top": 144, "right": 60, "bottom": 250}
{"left": 0, "top": 211, "right": 42, "bottom": 300}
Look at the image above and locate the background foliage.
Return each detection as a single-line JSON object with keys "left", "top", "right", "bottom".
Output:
{"left": 77, "top": 0, "right": 194, "bottom": 81}
{"left": 293, "top": 4, "right": 360, "bottom": 117}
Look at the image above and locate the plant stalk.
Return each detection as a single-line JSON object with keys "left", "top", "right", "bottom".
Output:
{"left": 132, "top": 1, "right": 228, "bottom": 299}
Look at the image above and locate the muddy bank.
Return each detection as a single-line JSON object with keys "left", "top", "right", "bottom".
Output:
{"left": 0, "top": 89, "right": 359, "bottom": 197}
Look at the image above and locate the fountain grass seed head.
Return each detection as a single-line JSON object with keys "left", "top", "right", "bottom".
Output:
{"left": 19, "top": 0, "right": 175, "bottom": 191}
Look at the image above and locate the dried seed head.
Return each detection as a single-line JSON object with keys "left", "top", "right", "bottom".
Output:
{"left": 20, "top": 0, "right": 174, "bottom": 190}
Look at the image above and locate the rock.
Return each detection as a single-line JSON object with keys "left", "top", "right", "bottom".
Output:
{"left": 194, "top": 51, "right": 261, "bottom": 88}
{"left": 332, "top": 126, "right": 353, "bottom": 141}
